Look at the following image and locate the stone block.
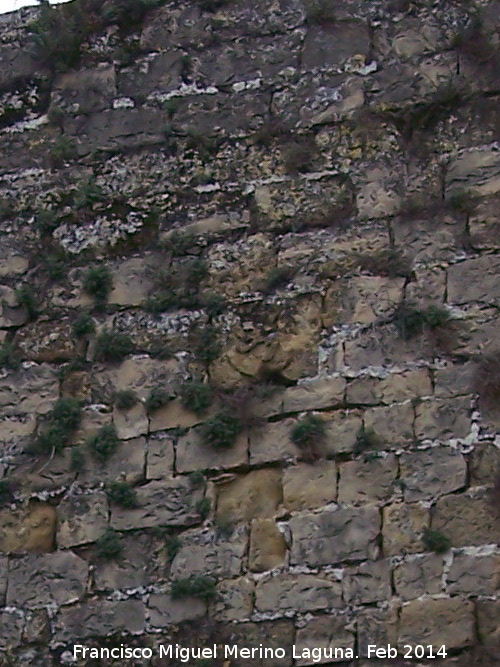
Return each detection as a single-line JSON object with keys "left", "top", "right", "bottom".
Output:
{"left": 212, "top": 577, "right": 255, "bottom": 622}
{"left": 94, "top": 532, "right": 159, "bottom": 591}
{"left": 0, "top": 364, "right": 59, "bottom": 417}
{"left": 78, "top": 437, "right": 146, "bottom": 486}
{"left": 53, "top": 600, "right": 145, "bottom": 645}
{"left": 469, "top": 443, "right": 500, "bottom": 487}
{"left": 447, "top": 553, "right": 500, "bottom": 596}
{"left": 289, "top": 506, "right": 381, "bottom": 566}
{"left": 364, "top": 402, "right": 415, "bottom": 448}
{"left": 477, "top": 599, "right": 500, "bottom": 646}
{"left": 398, "top": 598, "right": 475, "bottom": 650}
{"left": 255, "top": 573, "right": 342, "bottom": 614}
{"left": 382, "top": 502, "right": 429, "bottom": 556}
{"left": 338, "top": 454, "right": 397, "bottom": 505}
{"left": 343, "top": 560, "right": 391, "bottom": 604}
{"left": 414, "top": 397, "right": 471, "bottom": 442}
{"left": 57, "top": 492, "right": 109, "bottom": 548}
{"left": 216, "top": 469, "right": 282, "bottom": 524}
{"left": 347, "top": 369, "right": 431, "bottom": 406}
{"left": 146, "top": 432, "right": 175, "bottom": 479}
{"left": 447, "top": 147, "right": 500, "bottom": 199}
{"left": 149, "top": 398, "right": 202, "bottom": 432}
{"left": 283, "top": 461, "right": 337, "bottom": 511}
{"left": 177, "top": 427, "right": 248, "bottom": 472}
{"left": 148, "top": 593, "right": 206, "bottom": 627}
{"left": 294, "top": 615, "right": 355, "bottom": 666}
{"left": 434, "top": 362, "right": 475, "bottom": 398}
{"left": 0, "top": 610, "right": 24, "bottom": 650}
{"left": 0, "top": 556, "right": 7, "bottom": 605}
{"left": 393, "top": 554, "right": 443, "bottom": 600}
{"left": 323, "top": 410, "right": 363, "bottom": 455}
{"left": 110, "top": 478, "right": 205, "bottom": 530}
{"left": 343, "top": 276, "right": 405, "bottom": 325}
{"left": 0, "top": 503, "right": 56, "bottom": 554}
{"left": 302, "top": 22, "right": 370, "bottom": 70}
{"left": 432, "top": 493, "right": 499, "bottom": 547}
{"left": 280, "top": 376, "right": 345, "bottom": 413}
{"left": 248, "top": 519, "right": 287, "bottom": 572}
{"left": 170, "top": 531, "right": 247, "bottom": 580}
{"left": 249, "top": 419, "right": 297, "bottom": 465}
{"left": 357, "top": 606, "right": 399, "bottom": 658}
{"left": 400, "top": 447, "right": 467, "bottom": 501}
{"left": 228, "top": 620, "right": 294, "bottom": 667}
{"left": 7, "top": 552, "right": 88, "bottom": 608}
{"left": 113, "top": 403, "right": 148, "bottom": 440}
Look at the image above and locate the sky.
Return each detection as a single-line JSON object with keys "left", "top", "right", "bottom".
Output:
{"left": 0, "top": 0, "right": 71, "bottom": 14}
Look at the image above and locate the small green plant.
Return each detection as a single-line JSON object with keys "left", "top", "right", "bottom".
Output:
{"left": 15, "top": 284, "right": 38, "bottom": 321}
{"left": 189, "top": 470, "right": 205, "bottom": 486}
{"left": 51, "top": 397, "right": 82, "bottom": 432}
{"left": 393, "top": 303, "right": 451, "bottom": 340}
{"left": 196, "top": 497, "right": 211, "bottom": 520}
{"left": 202, "top": 292, "right": 227, "bottom": 319}
{"left": 145, "top": 385, "right": 171, "bottom": 412}
{"left": 28, "top": 397, "right": 82, "bottom": 456}
{"left": 114, "top": 389, "right": 138, "bottom": 411}
{"left": 164, "top": 534, "right": 181, "bottom": 562}
{"left": 73, "top": 177, "right": 104, "bottom": 210}
{"left": 35, "top": 209, "right": 58, "bottom": 235}
{"left": 353, "top": 426, "right": 381, "bottom": 456}
{"left": 0, "top": 343, "right": 21, "bottom": 371}
{"left": 30, "top": 1, "right": 84, "bottom": 71}
{"left": 422, "top": 527, "right": 451, "bottom": 553}
{"left": 70, "top": 446, "right": 85, "bottom": 471}
{"left": 95, "top": 528, "right": 123, "bottom": 562}
{"left": 0, "top": 480, "right": 13, "bottom": 507}
{"left": 283, "top": 141, "right": 316, "bottom": 174}
{"left": 83, "top": 265, "right": 113, "bottom": 304}
{"left": 190, "top": 324, "right": 222, "bottom": 366}
{"left": 215, "top": 516, "right": 234, "bottom": 539}
{"left": 48, "top": 135, "right": 75, "bottom": 168}
{"left": 95, "top": 330, "right": 134, "bottom": 363}
{"left": 87, "top": 424, "right": 119, "bottom": 461}
{"left": 171, "top": 575, "right": 217, "bottom": 600}
{"left": 44, "top": 254, "right": 67, "bottom": 281}
{"left": 199, "top": 410, "right": 243, "bottom": 449}
{"left": 179, "top": 380, "right": 213, "bottom": 415}
{"left": 261, "top": 265, "right": 296, "bottom": 293}
{"left": 106, "top": 480, "right": 139, "bottom": 508}
{"left": 290, "top": 414, "right": 326, "bottom": 462}
{"left": 72, "top": 312, "right": 95, "bottom": 338}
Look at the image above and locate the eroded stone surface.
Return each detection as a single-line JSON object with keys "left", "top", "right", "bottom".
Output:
{"left": 0, "top": 503, "right": 56, "bottom": 554}
{"left": 248, "top": 519, "right": 287, "bottom": 573}
{"left": 398, "top": 598, "right": 475, "bottom": 650}
{"left": 216, "top": 469, "right": 282, "bottom": 524}
{"left": 255, "top": 572, "right": 342, "bottom": 614}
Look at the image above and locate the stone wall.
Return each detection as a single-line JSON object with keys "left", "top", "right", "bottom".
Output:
{"left": 0, "top": 0, "right": 499, "bottom": 665}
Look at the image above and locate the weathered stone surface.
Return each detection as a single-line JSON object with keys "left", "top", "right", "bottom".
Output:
{"left": 282, "top": 461, "right": 337, "bottom": 511}
{"left": 343, "top": 276, "right": 405, "bottom": 325}
{"left": 0, "top": 556, "right": 7, "bottom": 605}
{"left": 0, "top": 285, "right": 27, "bottom": 328}
{"left": 148, "top": 593, "right": 206, "bottom": 627}
{"left": 72, "top": 405, "right": 113, "bottom": 445}
{"left": 255, "top": 573, "right": 342, "bottom": 614}
{"left": 393, "top": 554, "right": 443, "bottom": 600}
{"left": 434, "top": 362, "right": 475, "bottom": 398}
{"left": 294, "top": 615, "right": 355, "bottom": 667}
{"left": 0, "top": 364, "right": 59, "bottom": 416}
{"left": 432, "top": 493, "right": 499, "bottom": 547}
{"left": 343, "top": 559, "right": 391, "bottom": 604}
{"left": 249, "top": 419, "right": 297, "bottom": 465}
{"left": 448, "top": 255, "right": 500, "bottom": 306}
{"left": 383, "top": 502, "right": 429, "bottom": 556}
{"left": 477, "top": 599, "right": 500, "bottom": 646}
{"left": 302, "top": 22, "right": 370, "bottom": 70}
{"left": 248, "top": 519, "right": 287, "bottom": 572}
{"left": 290, "top": 506, "right": 381, "bottom": 566}
{"left": 400, "top": 447, "right": 467, "bottom": 501}
{"left": 149, "top": 398, "right": 202, "bottom": 432}
{"left": 52, "top": 65, "right": 116, "bottom": 114}
{"left": 447, "top": 147, "right": 500, "bottom": 198}
{"left": 347, "top": 370, "right": 431, "bottom": 406}
{"left": 113, "top": 402, "right": 148, "bottom": 440}
{"left": 0, "top": 503, "right": 56, "bottom": 554}
{"left": 213, "top": 577, "right": 255, "bottom": 622}
{"left": 7, "top": 552, "right": 88, "bottom": 608}
{"left": 338, "top": 454, "right": 397, "bottom": 505}
{"left": 146, "top": 432, "right": 175, "bottom": 479}
{"left": 170, "top": 530, "right": 247, "bottom": 580}
{"left": 323, "top": 410, "right": 363, "bottom": 455}
{"left": 0, "top": 609, "right": 24, "bottom": 650}
{"left": 398, "top": 598, "right": 475, "bottom": 650}
{"left": 358, "top": 606, "right": 399, "bottom": 658}
{"left": 447, "top": 552, "right": 500, "bottom": 596}
{"left": 414, "top": 396, "right": 471, "bottom": 441}
{"left": 176, "top": 427, "right": 248, "bottom": 472}
{"left": 228, "top": 620, "right": 294, "bottom": 667}
{"left": 111, "top": 478, "right": 205, "bottom": 530}
{"left": 216, "top": 469, "right": 282, "bottom": 524}
{"left": 364, "top": 402, "right": 414, "bottom": 448}
{"left": 94, "top": 532, "right": 160, "bottom": 591}
{"left": 56, "top": 492, "right": 109, "bottom": 548}
{"left": 53, "top": 600, "right": 145, "bottom": 645}
{"left": 279, "top": 376, "right": 345, "bottom": 413}
{"left": 469, "top": 443, "right": 500, "bottom": 486}
{"left": 14, "top": 319, "right": 78, "bottom": 362}
{"left": 78, "top": 436, "right": 146, "bottom": 486}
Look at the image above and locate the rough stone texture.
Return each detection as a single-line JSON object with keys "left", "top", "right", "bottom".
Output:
{"left": 78, "top": 437, "right": 146, "bottom": 486}
{"left": 213, "top": 577, "right": 255, "bottom": 622}
{"left": 399, "top": 447, "right": 467, "bottom": 501}
{"left": 343, "top": 559, "right": 392, "bottom": 604}
{"left": 383, "top": 503, "right": 429, "bottom": 556}
{"left": 282, "top": 461, "right": 337, "bottom": 511}
{"left": 0, "top": 365, "right": 59, "bottom": 416}
{"left": 289, "top": 506, "right": 381, "bottom": 566}
{"left": 447, "top": 553, "right": 500, "bottom": 596}
{"left": 477, "top": 599, "right": 500, "bottom": 646}
{"left": 0, "top": 610, "right": 24, "bottom": 650}
{"left": 363, "top": 402, "right": 415, "bottom": 448}
{"left": 110, "top": 478, "right": 205, "bottom": 530}
{"left": 216, "top": 469, "right": 282, "bottom": 524}
{"left": 347, "top": 369, "right": 432, "bottom": 406}
{"left": 176, "top": 427, "right": 248, "bottom": 472}
{"left": 323, "top": 410, "right": 363, "bottom": 455}
{"left": 170, "top": 530, "right": 247, "bottom": 580}
{"left": 398, "top": 598, "right": 475, "bottom": 650}
{"left": 148, "top": 593, "right": 206, "bottom": 627}
{"left": 7, "top": 552, "right": 88, "bottom": 608}
{"left": 279, "top": 376, "right": 345, "bottom": 413}
{"left": 248, "top": 519, "right": 287, "bottom": 572}
{"left": 414, "top": 397, "right": 472, "bottom": 442}
{"left": 255, "top": 572, "right": 342, "bottom": 614}
{"left": 294, "top": 616, "right": 355, "bottom": 667}
{"left": 57, "top": 492, "right": 109, "bottom": 548}
{"left": 249, "top": 419, "right": 297, "bottom": 465}
{"left": 358, "top": 606, "right": 399, "bottom": 658}
{"left": 393, "top": 554, "right": 443, "bottom": 600}
{"left": 338, "top": 454, "right": 397, "bottom": 505}
{"left": 112, "top": 402, "right": 148, "bottom": 440}
{"left": 432, "top": 493, "right": 499, "bottom": 547}
{"left": 0, "top": 503, "right": 56, "bottom": 554}
{"left": 146, "top": 432, "right": 175, "bottom": 479}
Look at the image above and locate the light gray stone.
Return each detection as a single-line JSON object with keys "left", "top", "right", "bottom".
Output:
{"left": 364, "top": 402, "right": 415, "bottom": 448}
{"left": 280, "top": 377, "right": 346, "bottom": 413}
{"left": 343, "top": 559, "right": 391, "bottom": 604}
{"left": 338, "top": 454, "right": 397, "bottom": 505}
{"left": 447, "top": 553, "right": 500, "bottom": 596}
{"left": 78, "top": 437, "right": 146, "bottom": 486}
{"left": 113, "top": 403, "right": 148, "bottom": 440}
{"left": 294, "top": 616, "right": 355, "bottom": 666}
{"left": 447, "top": 147, "right": 500, "bottom": 198}
{"left": 146, "top": 432, "right": 175, "bottom": 479}
{"left": 0, "top": 364, "right": 59, "bottom": 416}
{"left": 57, "top": 492, "right": 109, "bottom": 548}
{"left": 400, "top": 448, "right": 467, "bottom": 501}
{"left": 255, "top": 573, "right": 342, "bottom": 614}
{"left": 393, "top": 554, "right": 443, "bottom": 600}
{"left": 0, "top": 610, "right": 24, "bottom": 650}
{"left": 324, "top": 410, "right": 363, "bottom": 455}
{"left": 414, "top": 396, "right": 471, "bottom": 441}
{"left": 448, "top": 255, "right": 500, "bottom": 306}
{"left": 290, "top": 506, "right": 381, "bottom": 566}
{"left": 398, "top": 598, "right": 475, "bottom": 650}
{"left": 170, "top": 531, "right": 247, "bottom": 580}
{"left": 148, "top": 593, "right": 206, "bottom": 627}
{"left": 249, "top": 419, "right": 297, "bottom": 465}
{"left": 212, "top": 577, "right": 254, "bottom": 622}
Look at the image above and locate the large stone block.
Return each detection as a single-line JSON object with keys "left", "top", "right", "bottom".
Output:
{"left": 363, "top": 402, "right": 415, "bottom": 449}
{"left": 346, "top": 369, "right": 431, "bottom": 406}
{"left": 110, "top": 478, "right": 205, "bottom": 530}
{"left": 382, "top": 502, "right": 429, "bottom": 556}
{"left": 57, "top": 492, "right": 109, "bottom": 548}
{"left": 343, "top": 560, "right": 391, "bottom": 604}
{"left": 94, "top": 532, "right": 160, "bottom": 591}
{"left": 148, "top": 593, "right": 206, "bottom": 627}
{"left": 446, "top": 146, "right": 500, "bottom": 199}
{"left": 213, "top": 577, "right": 255, "bottom": 622}
{"left": 280, "top": 376, "right": 346, "bottom": 414}
{"left": 289, "top": 506, "right": 381, "bottom": 566}
{"left": 302, "top": 22, "right": 370, "bottom": 70}
{"left": 0, "top": 610, "right": 24, "bottom": 650}
{"left": 216, "top": 469, "right": 282, "bottom": 524}
{"left": 357, "top": 606, "right": 399, "bottom": 658}
{"left": 338, "top": 454, "right": 397, "bottom": 505}
{"left": 7, "top": 552, "right": 88, "bottom": 608}
{"left": 177, "top": 428, "right": 248, "bottom": 472}
{"left": 248, "top": 519, "right": 287, "bottom": 573}
{"left": 477, "top": 599, "right": 500, "bottom": 646}
{"left": 398, "top": 598, "right": 475, "bottom": 650}
{"left": 52, "top": 600, "right": 145, "bottom": 645}
{"left": 447, "top": 553, "right": 500, "bottom": 596}
{"left": 255, "top": 572, "right": 342, "bottom": 614}
{"left": 170, "top": 530, "right": 247, "bottom": 580}
{"left": 78, "top": 437, "right": 146, "bottom": 486}
{"left": 294, "top": 615, "right": 355, "bottom": 666}
{"left": 0, "top": 503, "right": 56, "bottom": 554}
{"left": 432, "top": 493, "right": 499, "bottom": 547}
{"left": 414, "top": 397, "right": 471, "bottom": 441}
{"left": 283, "top": 461, "right": 337, "bottom": 511}
{"left": 113, "top": 403, "right": 148, "bottom": 440}
{"left": 250, "top": 419, "right": 299, "bottom": 465}
{"left": 393, "top": 554, "right": 443, "bottom": 600}
{"left": 399, "top": 447, "right": 467, "bottom": 501}
{"left": 146, "top": 432, "right": 175, "bottom": 479}
{"left": 323, "top": 410, "right": 363, "bottom": 455}
{"left": 0, "top": 364, "right": 59, "bottom": 416}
